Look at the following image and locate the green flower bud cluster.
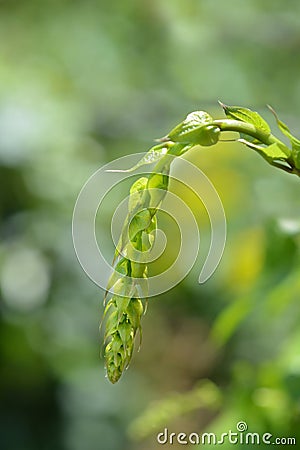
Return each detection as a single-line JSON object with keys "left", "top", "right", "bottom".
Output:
{"left": 104, "top": 290, "right": 144, "bottom": 384}
{"left": 104, "top": 168, "right": 171, "bottom": 383}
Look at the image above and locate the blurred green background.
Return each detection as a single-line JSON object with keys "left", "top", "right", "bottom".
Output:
{"left": 0, "top": 1, "right": 300, "bottom": 449}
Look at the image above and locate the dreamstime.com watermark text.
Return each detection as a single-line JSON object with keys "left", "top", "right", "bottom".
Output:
{"left": 157, "top": 421, "right": 296, "bottom": 446}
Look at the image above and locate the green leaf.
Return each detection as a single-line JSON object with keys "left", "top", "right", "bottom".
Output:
{"left": 292, "top": 150, "right": 300, "bottom": 170}
{"left": 263, "top": 142, "right": 290, "bottom": 161}
{"left": 106, "top": 143, "right": 171, "bottom": 173}
{"left": 268, "top": 105, "right": 300, "bottom": 169}
{"left": 239, "top": 139, "right": 290, "bottom": 164}
{"left": 166, "top": 111, "right": 220, "bottom": 146}
{"left": 129, "top": 177, "right": 148, "bottom": 195}
{"left": 268, "top": 105, "right": 300, "bottom": 148}
{"left": 220, "top": 102, "right": 271, "bottom": 143}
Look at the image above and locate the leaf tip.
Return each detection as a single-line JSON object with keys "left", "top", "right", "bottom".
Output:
{"left": 218, "top": 100, "right": 227, "bottom": 110}
{"left": 155, "top": 135, "right": 170, "bottom": 143}
{"left": 267, "top": 104, "right": 278, "bottom": 119}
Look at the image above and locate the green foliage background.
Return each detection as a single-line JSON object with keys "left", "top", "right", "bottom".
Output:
{"left": 0, "top": 1, "right": 299, "bottom": 449}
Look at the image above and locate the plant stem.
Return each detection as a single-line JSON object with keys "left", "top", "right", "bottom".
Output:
{"left": 213, "top": 119, "right": 285, "bottom": 148}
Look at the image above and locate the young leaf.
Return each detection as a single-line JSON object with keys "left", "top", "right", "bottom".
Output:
{"left": 268, "top": 105, "right": 300, "bottom": 169}
{"left": 239, "top": 139, "right": 290, "bottom": 164}
{"left": 130, "top": 176, "right": 148, "bottom": 195}
{"left": 268, "top": 105, "right": 300, "bottom": 148}
{"left": 220, "top": 102, "right": 271, "bottom": 142}
{"left": 164, "top": 111, "right": 220, "bottom": 146}
{"left": 263, "top": 142, "right": 290, "bottom": 161}
{"left": 106, "top": 143, "right": 171, "bottom": 173}
{"left": 292, "top": 150, "right": 300, "bottom": 170}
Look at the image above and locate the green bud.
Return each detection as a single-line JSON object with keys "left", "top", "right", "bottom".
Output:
{"left": 147, "top": 171, "right": 169, "bottom": 208}
{"left": 131, "top": 261, "right": 146, "bottom": 278}
{"left": 105, "top": 258, "right": 130, "bottom": 299}
{"left": 118, "top": 319, "right": 133, "bottom": 347}
{"left": 167, "top": 111, "right": 220, "bottom": 146}
{"left": 113, "top": 278, "right": 135, "bottom": 297}
{"left": 127, "top": 298, "right": 144, "bottom": 329}
{"left": 114, "top": 295, "right": 131, "bottom": 317}
{"left": 129, "top": 209, "right": 152, "bottom": 241}
{"left": 104, "top": 309, "right": 119, "bottom": 340}
{"left": 112, "top": 278, "right": 126, "bottom": 295}
{"left": 129, "top": 177, "right": 149, "bottom": 211}
{"left": 147, "top": 171, "right": 169, "bottom": 191}
{"left": 105, "top": 341, "right": 122, "bottom": 384}
{"left": 104, "top": 295, "right": 144, "bottom": 383}
{"left": 196, "top": 124, "right": 220, "bottom": 146}
{"left": 110, "top": 332, "right": 123, "bottom": 353}
{"left": 115, "top": 258, "right": 130, "bottom": 275}
{"left": 130, "top": 176, "right": 148, "bottom": 195}
{"left": 141, "top": 231, "right": 153, "bottom": 252}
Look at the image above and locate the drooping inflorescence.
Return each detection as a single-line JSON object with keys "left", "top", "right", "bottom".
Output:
{"left": 103, "top": 153, "right": 175, "bottom": 383}
{"left": 102, "top": 102, "right": 300, "bottom": 383}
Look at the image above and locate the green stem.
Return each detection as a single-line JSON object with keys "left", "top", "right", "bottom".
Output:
{"left": 213, "top": 119, "right": 285, "bottom": 149}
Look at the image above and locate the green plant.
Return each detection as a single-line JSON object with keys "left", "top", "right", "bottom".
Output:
{"left": 103, "top": 102, "right": 300, "bottom": 383}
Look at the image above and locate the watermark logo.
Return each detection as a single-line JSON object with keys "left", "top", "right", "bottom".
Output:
{"left": 237, "top": 421, "right": 248, "bottom": 432}
{"left": 72, "top": 152, "right": 226, "bottom": 296}
{"left": 157, "top": 421, "right": 296, "bottom": 446}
